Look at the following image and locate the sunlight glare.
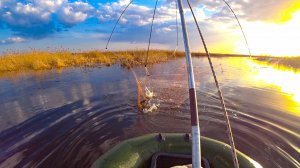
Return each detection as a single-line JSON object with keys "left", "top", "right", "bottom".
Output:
{"left": 254, "top": 66, "right": 300, "bottom": 113}
{"left": 236, "top": 10, "right": 300, "bottom": 56}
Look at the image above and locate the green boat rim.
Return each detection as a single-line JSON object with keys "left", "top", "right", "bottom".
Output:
{"left": 91, "top": 133, "right": 262, "bottom": 168}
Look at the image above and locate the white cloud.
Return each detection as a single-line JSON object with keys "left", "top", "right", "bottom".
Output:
{"left": 0, "top": 0, "right": 96, "bottom": 28}
{"left": 0, "top": 37, "right": 26, "bottom": 45}
{"left": 1, "top": 0, "right": 298, "bottom": 29}
{"left": 194, "top": 0, "right": 300, "bottom": 23}
{"left": 97, "top": 1, "right": 179, "bottom": 26}
{"left": 0, "top": 0, "right": 299, "bottom": 53}
{"left": 1, "top": 1, "right": 52, "bottom": 27}
{"left": 57, "top": 1, "right": 95, "bottom": 26}
{"left": 34, "top": 0, "right": 67, "bottom": 12}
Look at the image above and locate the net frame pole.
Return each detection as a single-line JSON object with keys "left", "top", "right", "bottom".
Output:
{"left": 177, "top": 0, "right": 201, "bottom": 167}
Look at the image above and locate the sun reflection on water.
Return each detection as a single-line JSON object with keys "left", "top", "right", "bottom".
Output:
{"left": 250, "top": 60, "right": 300, "bottom": 114}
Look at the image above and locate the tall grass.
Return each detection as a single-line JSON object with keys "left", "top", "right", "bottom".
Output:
{"left": 0, "top": 50, "right": 184, "bottom": 73}
{"left": 254, "top": 56, "right": 300, "bottom": 70}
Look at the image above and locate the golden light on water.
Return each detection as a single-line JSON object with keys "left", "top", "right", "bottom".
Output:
{"left": 253, "top": 64, "right": 300, "bottom": 114}
{"left": 223, "top": 58, "right": 300, "bottom": 115}
{"left": 257, "top": 67, "right": 300, "bottom": 102}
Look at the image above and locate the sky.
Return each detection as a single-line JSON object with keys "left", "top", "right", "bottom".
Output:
{"left": 0, "top": 0, "right": 300, "bottom": 56}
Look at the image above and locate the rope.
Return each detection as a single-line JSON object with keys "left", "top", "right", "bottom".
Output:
{"left": 145, "top": 0, "right": 159, "bottom": 67}
{"left": 221, "top": 0, "right": 251, "bottom": 57}
{"left": 186, "top": 0, "right": 240, "bottom": 168}
{"left": 105, "top": 0, "right": 134, "bottom": 49}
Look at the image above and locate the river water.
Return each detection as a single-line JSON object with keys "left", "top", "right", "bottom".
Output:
{"left": 0, "top": 57, "right": 299, "bottom": 168}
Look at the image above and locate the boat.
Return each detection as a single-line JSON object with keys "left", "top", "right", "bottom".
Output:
{"left": 92, "top": 0, "right": 262, "bottom": 167}
{"left": 91, "top": 133, "right": 261, "bottom": 168}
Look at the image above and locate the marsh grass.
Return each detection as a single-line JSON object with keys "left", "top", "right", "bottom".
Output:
{"left": 254, "top": 56, "right": 300, "bottom": 70}
{"left": 0, "top": 50, "right": 185, "bottom": 74}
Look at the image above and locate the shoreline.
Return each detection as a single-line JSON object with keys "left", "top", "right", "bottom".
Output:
{"left": 0, "top": 50, "right": 299, "bottom": 76}
{"left": 0, "top": 50, "right": 185, "bottom": 74}
{"left": 254, "top": 56, "right": 300, "bottom": 70}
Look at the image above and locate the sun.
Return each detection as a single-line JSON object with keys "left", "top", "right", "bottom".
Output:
{"left": 235, "top": 10, "right": 300, "bottom": 56}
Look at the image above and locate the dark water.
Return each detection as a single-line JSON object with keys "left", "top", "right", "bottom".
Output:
{"left": 0, "top": 57, "right": 299, "bottom": 168}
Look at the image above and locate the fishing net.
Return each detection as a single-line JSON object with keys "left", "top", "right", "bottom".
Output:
{"left": 132, "top": 60, "right": 193, "bottom": 114}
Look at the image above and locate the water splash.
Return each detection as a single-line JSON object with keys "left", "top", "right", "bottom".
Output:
{"left": 131, "top": 69, "right": 160, "bottom": 113}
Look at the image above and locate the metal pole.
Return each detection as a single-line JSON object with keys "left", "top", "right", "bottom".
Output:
{"left": 186, "top": 0, "right": 239, "bottom": 167}
{"left": 177, "top": 0, "right": 201, "bottom": 167}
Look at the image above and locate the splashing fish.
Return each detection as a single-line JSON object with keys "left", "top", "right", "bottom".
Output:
{"left": 145, "top": 87, "right": 154, "bottom": 99}
{"left": 141, "top": 87, "right": 160, "bottom": 113}
{"left": 133, "top": 70, "right": 159, "bottom": 113}
{"left": 143, "top": 103, "right": 160, "bottom": 114}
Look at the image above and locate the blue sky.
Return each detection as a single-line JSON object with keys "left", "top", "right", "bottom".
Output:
{"left": 0, "top": 0, "right": 187, "bottom": 53}
{"left": 1, "top": 0, "right": 300, "bottom": 56}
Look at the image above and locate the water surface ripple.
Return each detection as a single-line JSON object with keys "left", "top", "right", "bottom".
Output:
{"left": 0, "top": 58, "right": 299, "bottom": 168}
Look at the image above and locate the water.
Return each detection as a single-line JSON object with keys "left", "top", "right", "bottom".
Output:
{"left": 0, "top": 57, "right": 299, "bottom": 168}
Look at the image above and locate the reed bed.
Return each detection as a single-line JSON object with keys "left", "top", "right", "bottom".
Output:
{"left": 0, "top": 50, "right": 185, "bottom": 73}
{"left": 254, "top": 56, "right": 300, "bottom": 70}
